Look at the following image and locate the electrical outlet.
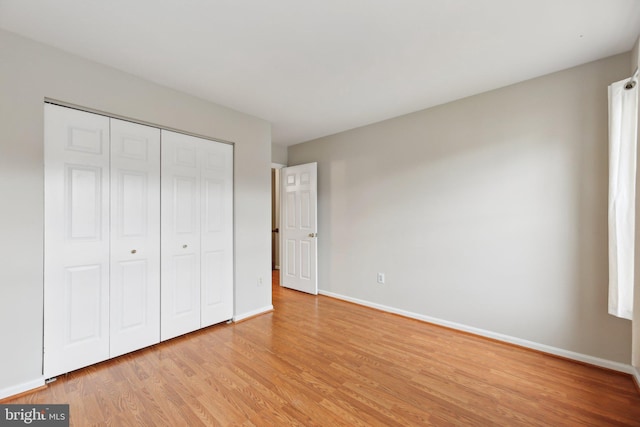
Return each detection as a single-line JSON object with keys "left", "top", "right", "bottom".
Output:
{"left": 377, "top": 272, "right": 385, "bottom": 284}
{"left": 258, "top": 277, "right": 263, "bottom": 286}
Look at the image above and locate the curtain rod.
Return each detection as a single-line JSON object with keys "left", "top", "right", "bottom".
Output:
{"left": 624, "top": 67, "right": 639, "bottom": 90}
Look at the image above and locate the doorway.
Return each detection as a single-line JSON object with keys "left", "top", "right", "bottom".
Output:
{"left": 271, "top": 164, "right": 285, "bottom": 273}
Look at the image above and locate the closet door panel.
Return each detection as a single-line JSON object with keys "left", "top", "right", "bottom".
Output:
{"left": 110, "top": 119, "right": 160, "bottom": 357}
{"left": 44, "top": 104, "right": 110, "bottom": 378}
{"left": 161, "top": 131, "right": 201, "bottom": 341}
{"left": 201, "top": 142, "right": 234, "bottom": 326}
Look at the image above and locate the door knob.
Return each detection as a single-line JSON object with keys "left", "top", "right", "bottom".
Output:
{"left": 131, "top": 249, "right": 137, "bottom": 254}
{"left": 308, "top": 233, "right": 317, "bottom": 238}
{"left": 183, "top": 244, "right": 188, "bottom": 248}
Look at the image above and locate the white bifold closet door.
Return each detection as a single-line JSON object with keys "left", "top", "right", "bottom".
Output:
{"left": 161, "top": 130, "right": 233, "bottom": 341}
{"left": 44, "top": 105, "right": 160, "bottom": 377}
{"left": 109, "top": 119, "right": 160, "bottom": 358}
{"left": 44, "top": 105, "right": 111, "bottom": 377}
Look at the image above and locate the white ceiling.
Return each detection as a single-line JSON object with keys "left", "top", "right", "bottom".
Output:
{"left": 1, "top": 1, "right": 639, "bottom": 146}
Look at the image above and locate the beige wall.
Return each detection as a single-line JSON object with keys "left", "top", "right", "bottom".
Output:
{"left": 289, "top": 53, "right": 633, "bottom": 363}
{"left": 272, "top": 143, "right": 288, "bottom": 165}
{"left": 0, "top": 29, "right": 272, "bottom": 396}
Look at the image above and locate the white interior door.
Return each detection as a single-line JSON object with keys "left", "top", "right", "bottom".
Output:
{"left": 44, "top": 104, "right": 110, "bottom": 377}
{"left": 200, "top": 141, "right": 234, "bottom": 327}
{"left": 281, "top": 163, "right": 318, "bottom": 294}
{"left": 161, "top": 130, "right": 202, "bottom": 341}
{"left": 110, "top": 119, "right": 160, "bottom": 357}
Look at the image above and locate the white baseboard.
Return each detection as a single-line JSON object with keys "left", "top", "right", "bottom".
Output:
{"left": 233, "top": 305, "right": 274, "bottom": 322}
{"left": 633, "top": 366, "right": 640, "bottom": 388}
{"left": 319, "top": 290, "right": 635, "bottom": 375}
{"left": 0, "top": 377, "right": 45, "bottom": 401}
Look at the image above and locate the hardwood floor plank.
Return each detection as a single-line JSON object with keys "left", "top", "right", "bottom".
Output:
{"left": 7, "top": 270, "right": 640, "bottom": 425}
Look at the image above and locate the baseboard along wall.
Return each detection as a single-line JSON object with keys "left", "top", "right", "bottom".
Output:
{"left": 233, "top": 305, "right": 274, "bottom": 323}
{"left": 0, "top": 378, "right": 45, "bottom": 402}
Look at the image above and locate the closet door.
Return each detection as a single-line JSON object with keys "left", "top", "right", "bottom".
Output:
{"left": 110, "top": 119, "right": 161, "bottom": 357}
{"left": 161, "top": 130, "right": 234, "bottom": 340}
{"left": 44, "top": 104, "right": 110, "bottom": 378}
{"left": 161, "top": 130, "right": 202, "bottom": 340}
{"left": 201, "top": 142, "right": 233, "bottom": 327}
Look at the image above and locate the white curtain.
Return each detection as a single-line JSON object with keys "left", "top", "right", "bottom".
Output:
{"left": 608, "top": 77, "right": 638, "bottom": 320}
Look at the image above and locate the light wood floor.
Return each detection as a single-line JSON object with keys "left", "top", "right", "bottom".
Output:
{"left": 7, "top": 270, "right": 640, "bottom": 426}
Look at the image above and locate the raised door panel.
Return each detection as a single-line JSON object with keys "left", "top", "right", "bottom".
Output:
{"left": 284, "top": 189, "right": 297, "bottom": 278}
{"left": 44, "top": 104, "right": 110, "bottom": 377}
{"left": 161, "top": 130, "right": 201, "bottom": 341}
{"left": 200, "top": 142, "right": 233, "bottom": 327}
{"left": 65, "top": 265, "right": 104, "bottom": 343}
{"left": 110, "top": 119, "right": 160, "bottom": 357}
